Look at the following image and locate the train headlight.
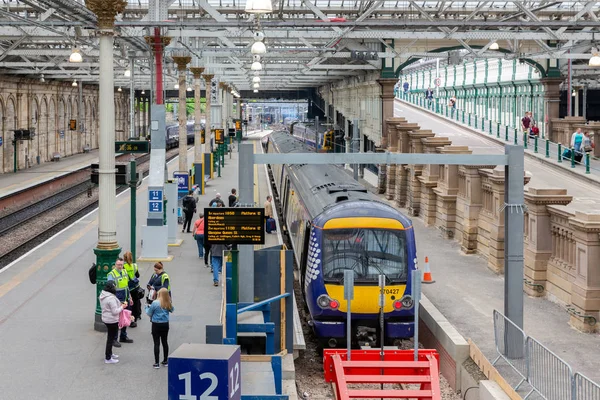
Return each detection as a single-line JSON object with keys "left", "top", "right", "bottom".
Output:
{"left": 317, "top": 295, "right": 331, "bottom": 309}
{"left": 329, "top": 299, "right": 340, "bottom": 309}
{"left": 400, "top": 295, "right": 414, "bottom": 310}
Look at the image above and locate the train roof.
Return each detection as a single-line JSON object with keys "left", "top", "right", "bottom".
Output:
{"left": 269, "top": 131, "right": 412, "bottom": 227}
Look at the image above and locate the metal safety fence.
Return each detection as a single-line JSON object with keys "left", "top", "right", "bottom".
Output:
{"left": 493, "top": 310, "right": 600, "bottom": 400}
{"left": 399, "top": 94, "right": 599, "bottom": 176}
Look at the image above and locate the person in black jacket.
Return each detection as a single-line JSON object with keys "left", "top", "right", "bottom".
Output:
{"left": 228, "top": 189, "right": 238, "bottom": 207}
{"left": 182, "top": 190, "right": 196, "bottom": 233}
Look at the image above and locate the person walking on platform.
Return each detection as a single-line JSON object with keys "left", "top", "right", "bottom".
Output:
{"left": 147, "top": 262, "right": 171, "bottom": 300}
{"left": 210, "top": 243, "right": 230, "bottom": 286}
{"left": 182, "top": 190, "right": 197, "bottom": 233}
{"left": 193, "top": 213, "right": 206, "bottom": 259}
{"left": 209, "top": 193, "right": 225, "bottom": 207}
{"left": 107, "top": 257, "right": 134, "bottom": 345}
{"left": 264, "top": 195, "right": 274, "bottom": 234}
{"left": 145, "top": 288, "right": 174, "bottom": 369}
{"left": 99, "top": 281, "right": 126, "bottom": 364}
{"left": 425, "top": 87, "right": 434, "bottom": 105}
{"left": 228, "top": 188, "right": 238, "bottom": 207}
{"left": 123, "top": 251, "right": 141, "bottom": 326}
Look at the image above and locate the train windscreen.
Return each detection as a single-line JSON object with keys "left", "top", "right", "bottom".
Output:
{"left": 321, "top": 229, "right": 408, "bottom": 283}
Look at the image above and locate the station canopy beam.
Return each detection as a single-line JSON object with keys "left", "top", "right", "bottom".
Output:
{"left": 0, "top": 0, "right": 598, "bottom": 89}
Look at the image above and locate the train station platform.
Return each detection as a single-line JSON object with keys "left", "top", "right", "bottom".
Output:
{"left": 394, "top": 99, "right": 600, "bottom": 206}
{"left": 0, "top": 139, "right": 290, "bottom": 399}
{"left": 0, "top": 149, "right": 100, "bottom": 199}
{"left": 353, "top": 157, "right": 600, "bottom": 384}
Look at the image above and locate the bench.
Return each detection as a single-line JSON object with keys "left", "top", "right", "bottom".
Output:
{"left": 83, "top": 145, "right": 91, "bottom": 153}
{"left": 52, "top": 152, "right": 61, "bottom": 161}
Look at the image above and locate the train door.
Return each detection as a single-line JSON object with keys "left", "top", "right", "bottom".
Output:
{"left": 282, "top": 179, "right": 290, "bottom": 217}
{"left": 299, "top": 223, "right": 312, "bottom": 309}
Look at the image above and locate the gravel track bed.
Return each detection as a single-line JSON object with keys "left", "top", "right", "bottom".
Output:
{"left": 0, "top": 182, "right": 91, "bottom": 234}
{"left": 0, "top": 148, "right": 181, "bottom": 268}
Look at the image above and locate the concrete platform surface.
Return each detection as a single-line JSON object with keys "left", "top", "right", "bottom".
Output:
{"left": 0, "top": 149, "right": 100, "bottom": 198}
{"left": 0, "top": 143, "right": 282, "bottom": 399}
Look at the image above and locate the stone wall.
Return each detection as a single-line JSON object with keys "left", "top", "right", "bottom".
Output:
{"left": 0, "top": 76, "right": 130, "bottom": 174}
{"left": 550, "top": 117, "right": 600, "bottom": 157}
{"left": 523, "top": 189, "right": 600, "bottom": 333}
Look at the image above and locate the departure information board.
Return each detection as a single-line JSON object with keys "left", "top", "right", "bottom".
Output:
{"left": 204, "top": 208, "right": 265, "bottom": 245}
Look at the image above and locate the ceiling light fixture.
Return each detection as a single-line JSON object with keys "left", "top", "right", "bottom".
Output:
{"left": 72, "top": 79, "right": 78, "bottom": 87}
{"left": 118, "top": 86, "right": 122, "bottom": 92}
{"left": 489, "top": 41, "right": 499, "bottom": 50}
{"left": 251, "top": 61, "right": 262, "bottom": 71}
{"left": 253, "top": 89, "right": 259, "bottom": 93}
{"left": 141, "top": 89, "right": 145, "bottom": 95}
{"left": 252, "top": 77, "right": 261, "bottom": 83}
{"left": 253, "top": 83, "right": 260, "bottom": 88}
{"left": 589, "top": 48, "right": 600, "bottom": 67}
{"left": 69, "top": 47, "right": 82, "bottom": 63}
{"left": 40, "top": 74, "right": 45, "bottom": 83}
{"left": 251, "top": 41, "right": 267, "bottom": 55}
{"left": 187, "top": 86, "right": 193, "bottom": 91}
{"left": 124, "top": 69, "right": 131, "bottom": 77}
{"left": 174, "top": 83, "right": 179, "bottom": 89}
{"left": 245, "top": 0, "right": 273, "bottom": 14}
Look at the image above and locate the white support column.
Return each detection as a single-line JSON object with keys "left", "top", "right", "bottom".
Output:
{"left": 173, "top": 56, "right": 191, "bottom": 172}
{"left": 98, "top": 31, "right": 118, "bottom": 249}
{"left": 191, "top": 67, "right": 205, "bottom": 160}
{"left": 203, "top": 74, "right": 215, "bottom": 149}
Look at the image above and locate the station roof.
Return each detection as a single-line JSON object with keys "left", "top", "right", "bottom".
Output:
{"left": 0, "top": 1, "right": 598, "bottom": 91}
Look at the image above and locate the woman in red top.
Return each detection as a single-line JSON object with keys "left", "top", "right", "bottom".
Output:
{"left": 193, "top": 213, "right": 206, "bottom": 261}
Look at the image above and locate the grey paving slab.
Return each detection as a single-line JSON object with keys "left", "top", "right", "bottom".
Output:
{"left": 352, "top": 173, "right": 600, "bottom": 384}
{"left": 394, "top": 100, "right": 600, "bottom": 208}
{"left": 0, "top": 149, "right": 100, "bottom": 198}
{"left": 0, "top": 143, "right": 280, "bottom": 399}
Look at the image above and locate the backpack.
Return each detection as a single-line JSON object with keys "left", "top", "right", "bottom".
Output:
{"left": 88, "top": 263, "right": 97, "bottom": 284}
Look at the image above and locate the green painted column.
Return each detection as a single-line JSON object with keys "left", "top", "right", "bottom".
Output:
{"left": 94, "top": 247, "right": 122, "bottom": 331}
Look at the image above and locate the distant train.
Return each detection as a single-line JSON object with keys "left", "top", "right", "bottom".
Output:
{"left": 266, "top": 130, "right": 418, "bottom": 349}
{"left": 283, "top": 118, "right": 335, "bottom": 152}
{"left": 165, "top": 121, "right": 204, "bottom": 149}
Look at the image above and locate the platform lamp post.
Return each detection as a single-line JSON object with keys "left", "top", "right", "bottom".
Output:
{"left": 85, "top": 0, "right": 127, "bottom": 332}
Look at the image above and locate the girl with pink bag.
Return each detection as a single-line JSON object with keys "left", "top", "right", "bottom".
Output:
{"left": 99, "top": 281, "right": 127, "bottom": 364}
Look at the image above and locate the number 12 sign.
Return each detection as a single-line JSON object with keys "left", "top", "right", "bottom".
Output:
{"left": 168, "top": 343, "right": 241, "bottom": 400}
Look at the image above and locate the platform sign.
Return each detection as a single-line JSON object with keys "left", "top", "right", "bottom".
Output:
{"left": 0, "top": 137, "right": 3, "bottom": 146}
{"left": 149, "top": 189, "right": 163, "bottom": 214}
{"left": 168, "top": 343, "right": 241, "bottom": 400}
{"left": 115, "top": 140, "right": 150, "bottom": 153}
{"left": 173, "top": 172, "right": 189, "bottom": 193}
{"left": 204, "top": 207, "right": 265, "bottom": 245}
{"left": 59, "top": 130, "right": 64, "bottom": 138}
{"left": 69, "top": 119, "right": 76, "bottom": 131}
{"left": 235, "top": 119, "right": 242, "bottom": 130}
{"left": 214, "top": 128, "right": 225, "bottom": 144}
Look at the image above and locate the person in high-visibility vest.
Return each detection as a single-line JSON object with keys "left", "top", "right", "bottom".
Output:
{"left": 123, "top": 251, "right": 141, "bottom": 326}
{"left": 147, "top": 262, "right": 171, "bottom": 302}
{"left": 107, "top": 257, "right": 134, "bottom": 345}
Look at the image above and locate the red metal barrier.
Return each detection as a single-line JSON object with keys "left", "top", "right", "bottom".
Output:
{"left": 323, "top": 349, "right": 441, "bottom": 400}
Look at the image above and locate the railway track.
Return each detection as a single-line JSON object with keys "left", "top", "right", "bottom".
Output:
{"left": 0, "top": 148, "right": 181, "bottom": 268}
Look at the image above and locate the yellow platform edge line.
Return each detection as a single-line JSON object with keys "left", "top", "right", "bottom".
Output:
{"left": 168, "top": 239, "right": 184, "bottom": 247}
{"left": 137, "top": 255, "right": 175, "bottom": 263}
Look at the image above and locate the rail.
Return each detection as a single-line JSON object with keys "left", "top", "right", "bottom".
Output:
{"left": 493, "top": 310, "right": 600, "bottom": 400}
{"left": 398, "top": 93, "right": 599, "bottom": 176}
{"left": 237, "top": 293, "right": 291, "bottom": 315}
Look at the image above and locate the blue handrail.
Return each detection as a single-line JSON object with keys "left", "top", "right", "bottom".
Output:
{"left": 237, "top": 293, "right": 291, "bottom": 315}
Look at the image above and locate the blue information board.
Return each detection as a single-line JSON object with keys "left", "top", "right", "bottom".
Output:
{"left": 149, "top": 189, "right": 163, "bottom": 214}
{"left": 0, "top": 137, "right": 3, "bottom": 146}
{"left": 168, "top": 344, "right": 241, "bottom": 400}
{"left": 174, "top": 172, "right": 189, "bottom": 193}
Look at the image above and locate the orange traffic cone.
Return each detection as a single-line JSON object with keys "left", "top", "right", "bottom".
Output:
{"left": 423, "top": 256, "right": 435, "bottom": 284}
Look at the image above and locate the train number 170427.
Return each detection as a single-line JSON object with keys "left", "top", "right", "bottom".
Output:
{"left": 380, "top": 288, "right": 400, "bottom": 295}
